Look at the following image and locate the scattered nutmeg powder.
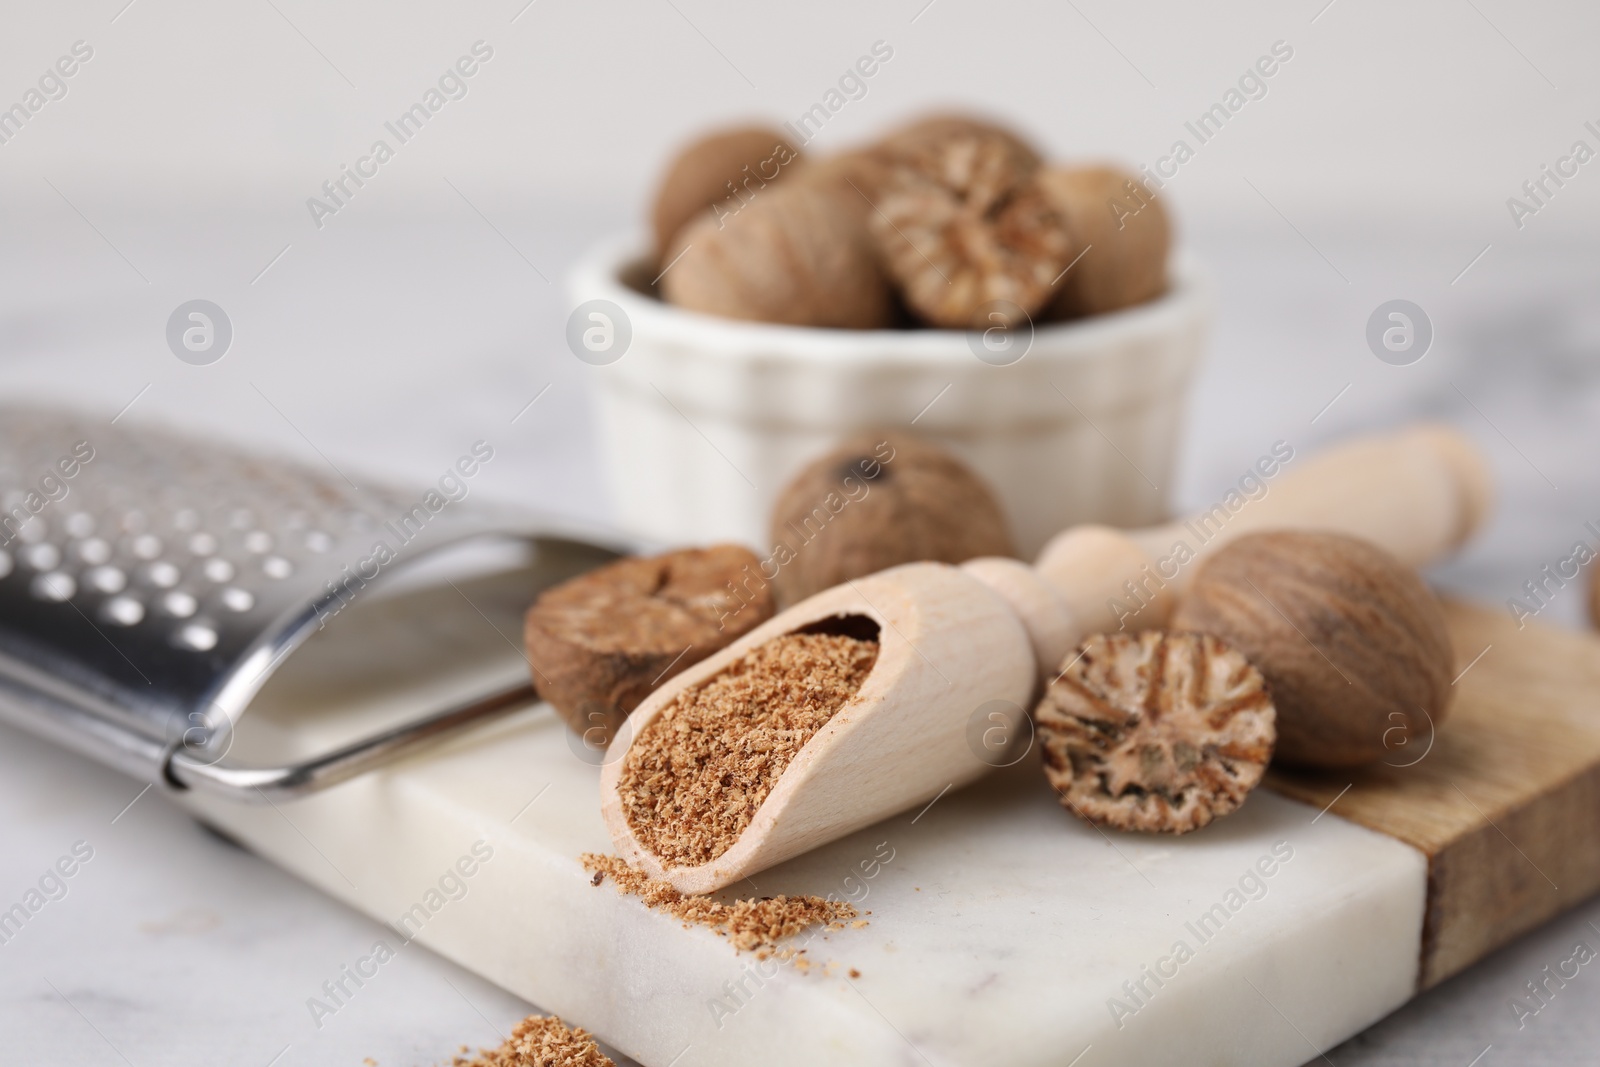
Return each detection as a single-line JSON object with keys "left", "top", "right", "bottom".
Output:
{"left": 451, "top": 1014, "right": 613, "bottom": 1067}
{"left": 617, "top": 631, "right": 879, "bottom": 868}
{"left": 583, "top": 853, "right": 860, "bottom": 956}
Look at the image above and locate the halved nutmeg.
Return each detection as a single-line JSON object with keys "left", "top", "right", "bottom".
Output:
{"left": 524, "top": 545, "right": 775, "bottom": 744}
{"left": 865, "top": 120, "right": 1072, "bottom": 329}
{"left": 1035, "top": 631, "right": 1276, "bottom": 834}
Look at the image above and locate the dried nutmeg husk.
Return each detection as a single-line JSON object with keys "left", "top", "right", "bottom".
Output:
{"left": 524, "top": 545, "right": 775, "bottom": 745}
{"left": 766, "top": 430, "right": 1015, "bottom": 606}
{"left": 1039, "top": 165, "right": 1171, "bottom": 319}
{"left": 865, "top": 117, "right": 1072, "bottom": 329}
{"left": 1036, "top": 630, "right": 1276, "bottom": 834}
{"left": 1171, "top": 530, "right": 1454, "bottom": 769}
{"left": 650, "top": 125, "right": 802, "bottom": 261}
{"left": 660, "top": 178, "right": 896, "bottom": 329}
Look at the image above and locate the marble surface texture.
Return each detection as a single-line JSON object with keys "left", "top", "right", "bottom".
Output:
{"left": 3, "top": 206, "right": 1600, "bottom": 1065}
{"left": 163, "top": 571, "right": 1428, "bottom": 1067}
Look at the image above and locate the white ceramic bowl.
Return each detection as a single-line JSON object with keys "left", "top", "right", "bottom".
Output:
{"left": 568, "top": 237, "right": 1210, "bottom": 557}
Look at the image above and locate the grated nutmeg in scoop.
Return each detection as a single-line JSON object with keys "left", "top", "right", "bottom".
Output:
{"left": 1035, "top": 631, "right": 1275, "bottom": 834}
{"left": 618, "top": 630, "right": 878, "bottom": 868}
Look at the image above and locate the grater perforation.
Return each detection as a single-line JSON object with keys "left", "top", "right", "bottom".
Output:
{"left": 0, "top": 407, "right": 621, "bottom": 801}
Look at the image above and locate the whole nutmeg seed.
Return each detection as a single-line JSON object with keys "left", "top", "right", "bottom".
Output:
{"left": 660, "top": 179, "right": 895, "bottom": 328}
{"left": 650, "top": 125, "right": 802, "bottom": 260}
{"left": 795, "top": 146, "right": 893, "bottom": 191}
{"left": 1038, "top": 165, "right": 1171, "bottom": 319}
{"left": 1171, "top": 530, "right": 1454, "bottom": 769}
{"left": 766, "top": 431, "right": 1015, "bottom": 606}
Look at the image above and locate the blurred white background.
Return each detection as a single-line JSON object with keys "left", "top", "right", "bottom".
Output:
{"left": 4, "top": 2, "right": 1600, "bottom": 1064}
{"left": 3, "top": 0, "right": 1599, "bottom": 576}
{"left": 4, "top": 0, "right": 1599, "bottom": 221}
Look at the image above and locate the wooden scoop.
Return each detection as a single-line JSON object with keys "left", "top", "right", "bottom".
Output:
{"left": 599, "top": 424, "right": 1492, "bottom": 893}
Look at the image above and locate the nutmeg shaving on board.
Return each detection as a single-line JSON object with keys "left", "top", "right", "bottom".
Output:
{"left": 616, "top": 630, "right": 879, "bottom": 868}
{"left": 582, "top": 854, "right": 861, "bottom": 958}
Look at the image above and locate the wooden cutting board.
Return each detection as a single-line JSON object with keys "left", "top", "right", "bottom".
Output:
{"left": 1267, "top": 599, "right": 1600, "bottom": 989}
{"left": 176, "top": 594, "right": 1600, "bottom": 1066}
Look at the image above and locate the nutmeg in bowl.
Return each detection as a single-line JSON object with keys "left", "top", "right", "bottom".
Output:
{"left": 566, "top": 114, "right": 1211, "bottom": 555}
{"left": 569, "top": 238, "right": 1208, "bottom": 556}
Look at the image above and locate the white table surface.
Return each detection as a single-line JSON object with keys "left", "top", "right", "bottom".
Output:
{"left": 3, "top": 205, "right": 1600, "bottom": 1065}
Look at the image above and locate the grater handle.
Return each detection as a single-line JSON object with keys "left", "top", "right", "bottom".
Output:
{"left": 165, "top": 683, "right": 536, "bottom": 802}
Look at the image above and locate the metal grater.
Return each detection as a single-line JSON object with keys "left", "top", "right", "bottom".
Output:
{"left": 0, "top": 407, "right": 622, "bottom": 801}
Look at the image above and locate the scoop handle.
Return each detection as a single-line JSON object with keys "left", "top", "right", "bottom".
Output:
{"left": 969, "top": 424, "right": 1492, "bottom": 675}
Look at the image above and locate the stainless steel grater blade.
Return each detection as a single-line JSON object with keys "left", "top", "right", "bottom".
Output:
{"left": 0, "top": 407, "right": 623, "bottom": 801}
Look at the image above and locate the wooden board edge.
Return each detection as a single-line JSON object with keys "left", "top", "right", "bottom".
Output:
{"left": 1419, "top": 758, "right": 1600, "bottom": 987}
